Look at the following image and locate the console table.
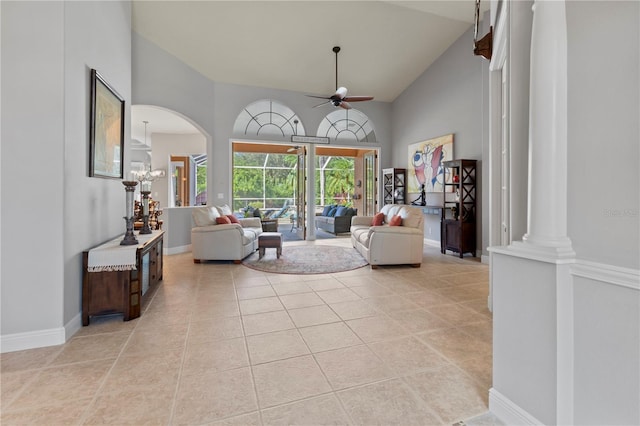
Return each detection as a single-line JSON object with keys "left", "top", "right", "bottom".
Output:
{"left": 82, "top": 231, "right": 164, "bottom": 325}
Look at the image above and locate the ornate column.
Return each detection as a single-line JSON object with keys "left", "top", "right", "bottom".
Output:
{"left": 521, "top": 0, "right": 573, "bottom": 257}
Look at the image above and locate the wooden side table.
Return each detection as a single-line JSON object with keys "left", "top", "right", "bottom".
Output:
{"left": 82, "top": 231, "right": 164, "bottom": 325}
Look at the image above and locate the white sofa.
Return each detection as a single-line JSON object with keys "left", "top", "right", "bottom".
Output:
{"left": 350, "top": 204, "right": 424, "bottom": 268}
{"left": 191, "top": 206, "right": 263, "bottom": 263}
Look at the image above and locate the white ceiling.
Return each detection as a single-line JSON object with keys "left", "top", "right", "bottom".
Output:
{"left": 130, "top": 0, "right": 488, "bottom": 144}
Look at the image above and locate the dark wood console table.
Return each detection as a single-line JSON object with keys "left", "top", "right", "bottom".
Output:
{"left": 82, "top": 231, "right": 164, "bottom": 325}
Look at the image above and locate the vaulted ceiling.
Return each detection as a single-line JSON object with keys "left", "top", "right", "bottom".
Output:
{"left": 131, "top": 0, "right": 488, "bottom": 142}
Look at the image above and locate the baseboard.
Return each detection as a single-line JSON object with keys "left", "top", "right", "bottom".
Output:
{"left": 481, "top": 253, "right": 490, "bottom": 264}
{"left": 65, "top": 312, "right": 83, "bottom": 340}
{"left": 489, "top": 388, "right": 543, "bottom": 425}
{"left": 424, "top": 238, "right": 440, "bottom": 248}
{"left": 1, "top": 327, "right": 65, "bottom": 353}
{"left": 165, "top": 244, "right": 191, "bottom": 255}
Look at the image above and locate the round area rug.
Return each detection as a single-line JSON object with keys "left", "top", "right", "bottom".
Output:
{"left": 242, "top": 245, "right": 368, "bottom": 274}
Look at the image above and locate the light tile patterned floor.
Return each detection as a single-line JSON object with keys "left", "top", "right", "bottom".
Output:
{"left": 1, "top": 239, "right": 492, "bottom": 425}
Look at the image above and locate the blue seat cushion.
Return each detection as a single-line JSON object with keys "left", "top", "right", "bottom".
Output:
{"left": 321, "top": 205, "right": 333, "bottom": 216}
{"left": 327, "top": 206, "right": 338, "bottom": 217}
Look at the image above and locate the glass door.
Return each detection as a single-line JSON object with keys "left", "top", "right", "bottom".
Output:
{"left": 295, "top": 146, "right": 306, "bottom": 240}
{"left": 363, "top": 150, "right": 377, "bottom": 216}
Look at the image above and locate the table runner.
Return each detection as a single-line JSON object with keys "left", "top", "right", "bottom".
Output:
{"left": 87, "top": 231, "right": 159, "bottom": 272}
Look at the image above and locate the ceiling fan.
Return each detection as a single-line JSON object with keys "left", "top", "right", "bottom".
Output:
{"left": 307, "top": 46, "right": 374, "bottom": 110}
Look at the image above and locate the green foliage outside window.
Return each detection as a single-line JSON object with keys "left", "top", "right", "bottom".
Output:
{"left": 316, "top": 156, "right": 354, "bottom": 207}
{"left": 232, "top": 152, "right": 354, "bottom": 212}
{"left": 196, "top": 164, "right": 207, "bottom": 195}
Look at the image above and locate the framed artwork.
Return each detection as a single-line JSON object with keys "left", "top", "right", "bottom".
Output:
{"left": 89, "top": 69, "right": 124, "bottom": 178}
{"left": 407, "top": 133, "right": 453, "bottom": 193}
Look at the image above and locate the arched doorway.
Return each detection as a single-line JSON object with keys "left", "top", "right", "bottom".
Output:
{"left": 131, "top": 105, "right": 210, "bottom": 209}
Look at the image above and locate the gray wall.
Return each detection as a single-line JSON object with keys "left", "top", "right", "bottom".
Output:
{"left": 567, "top": 1, "right": 639, "bottom": 270}
{"left": 1, "top": 1, "right": 131, "bottom": 343}
{"left": 391, "top": 26, "right": 488, "bottom": 251}
{"left": 567, "top": 1, "right": 639, "bottom": 423}
{"left": 2, "top": 1, "right": 66, "bottom": 338}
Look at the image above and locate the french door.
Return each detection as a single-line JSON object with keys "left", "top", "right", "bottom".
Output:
{"left": 295, "top": 146, "right": 306, "bottom": 240}
{"left": 363, "top": 150, "right": 377, "bottom": 216}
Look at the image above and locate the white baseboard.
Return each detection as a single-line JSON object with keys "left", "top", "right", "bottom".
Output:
{"left": 1, "top": 313, "right": 85, "bottom": 353}
{"left": 165, "top": 244, "right": 191, "bottom": 255}
{"left": 423, "top": 238, "right": 440, "bottom": 248}
{"left": 65, "top": 312, "right": 82, "bottom": 340}
{"left": 489, "top": 388, "right": 543, "bottom": 425}
{"left": 481, "top": 253, "right": 490, "bottom": 264}
{"left": 1, "top": 327, "right": 65, "bottom": 353}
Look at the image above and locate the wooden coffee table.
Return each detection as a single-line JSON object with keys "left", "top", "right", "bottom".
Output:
{"left": 258, "top": 232, "right": 282, "bottom": 259}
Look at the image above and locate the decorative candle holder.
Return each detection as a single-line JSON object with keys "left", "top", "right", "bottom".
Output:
{"left": 121, "top": 180, "right": 139, "bottom": 245}
{"left": 139, "top": 190, "right": 152, "bottom": 234}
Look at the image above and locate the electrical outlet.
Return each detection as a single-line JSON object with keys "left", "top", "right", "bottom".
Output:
{"left": 217, "top": 193, "right": 224, "bottom": 199}
{"left": 428, "top": 227, "right": 432, "bottom": 235}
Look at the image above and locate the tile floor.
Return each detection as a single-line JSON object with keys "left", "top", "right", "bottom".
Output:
{"left": 1, "top": 238, "right": 492, "bottom": 425}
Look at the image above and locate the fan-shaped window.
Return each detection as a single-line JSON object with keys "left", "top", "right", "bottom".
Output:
{"left": 233, "top": 99, "right": 305, "bottom": 138}
{"left": 317, "top": 109, "right": 376, "bottom": 143}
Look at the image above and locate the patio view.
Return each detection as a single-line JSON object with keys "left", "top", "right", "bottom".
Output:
{"left": 232, "top": 150, "right": 355, "bottom": 225}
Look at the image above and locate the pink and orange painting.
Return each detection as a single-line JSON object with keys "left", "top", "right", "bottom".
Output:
{"left": 407, "top": 134, "right": 453, "bottom": 194}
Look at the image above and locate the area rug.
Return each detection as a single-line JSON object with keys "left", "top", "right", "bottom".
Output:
{"left": 242, "top": 245, "right": 368, "bottom": 274}
{"left": 276, "top": 225, "right": 337, "bottom": 242}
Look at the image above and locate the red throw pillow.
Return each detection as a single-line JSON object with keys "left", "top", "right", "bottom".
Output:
{"left": 227, "top": 214, "right": 239, "bottom": 224}
{"left": 372, "top": 212, "right": 385, "bottom": 226}
{"left": 216, "top": 216, "right": 231, "bottom": 225}
{"left": 389, "top": 214, "right": 403, "bottom": 226}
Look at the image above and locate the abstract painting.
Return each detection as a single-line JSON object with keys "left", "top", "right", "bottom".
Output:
{"left": 407, "top": 134, "right": 453, "bottom": 193}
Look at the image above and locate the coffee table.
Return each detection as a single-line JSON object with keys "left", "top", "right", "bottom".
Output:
{"left": 258, "top": 232, "right": 282, "bottom": 259}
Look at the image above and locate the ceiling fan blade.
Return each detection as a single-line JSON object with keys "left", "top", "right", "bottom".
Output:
{"left": 313, "top": 100, "right": 330, "bottom": 108}
{"left": 306, "top": 94, "right": 331, "bottom": 100}
{"left": 339, "top": 101, "right": 352, "bottom": 110}
{"left": 343, "top": 96, "right": 374, "bottom": 102}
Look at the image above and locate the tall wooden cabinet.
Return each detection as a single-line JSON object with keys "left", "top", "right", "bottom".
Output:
{"left": 441, "top": 160, "right": 477, "bottom": 257}
{"left": 382, "top": 168, "right": 406, "bottom": 205}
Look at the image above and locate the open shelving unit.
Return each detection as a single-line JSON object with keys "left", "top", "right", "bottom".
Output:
{"left": 382, "top": 168, "right": 406, "bottom": 205}
{"left": 441, "top": 159, "right": 477, "bottom": 257}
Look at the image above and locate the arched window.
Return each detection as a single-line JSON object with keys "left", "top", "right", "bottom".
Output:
{"left": 233, "top": 99, "right": 305, "bottom": 138}
{"left": 316, "top": 109, "right": 376, "bottom": 143}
